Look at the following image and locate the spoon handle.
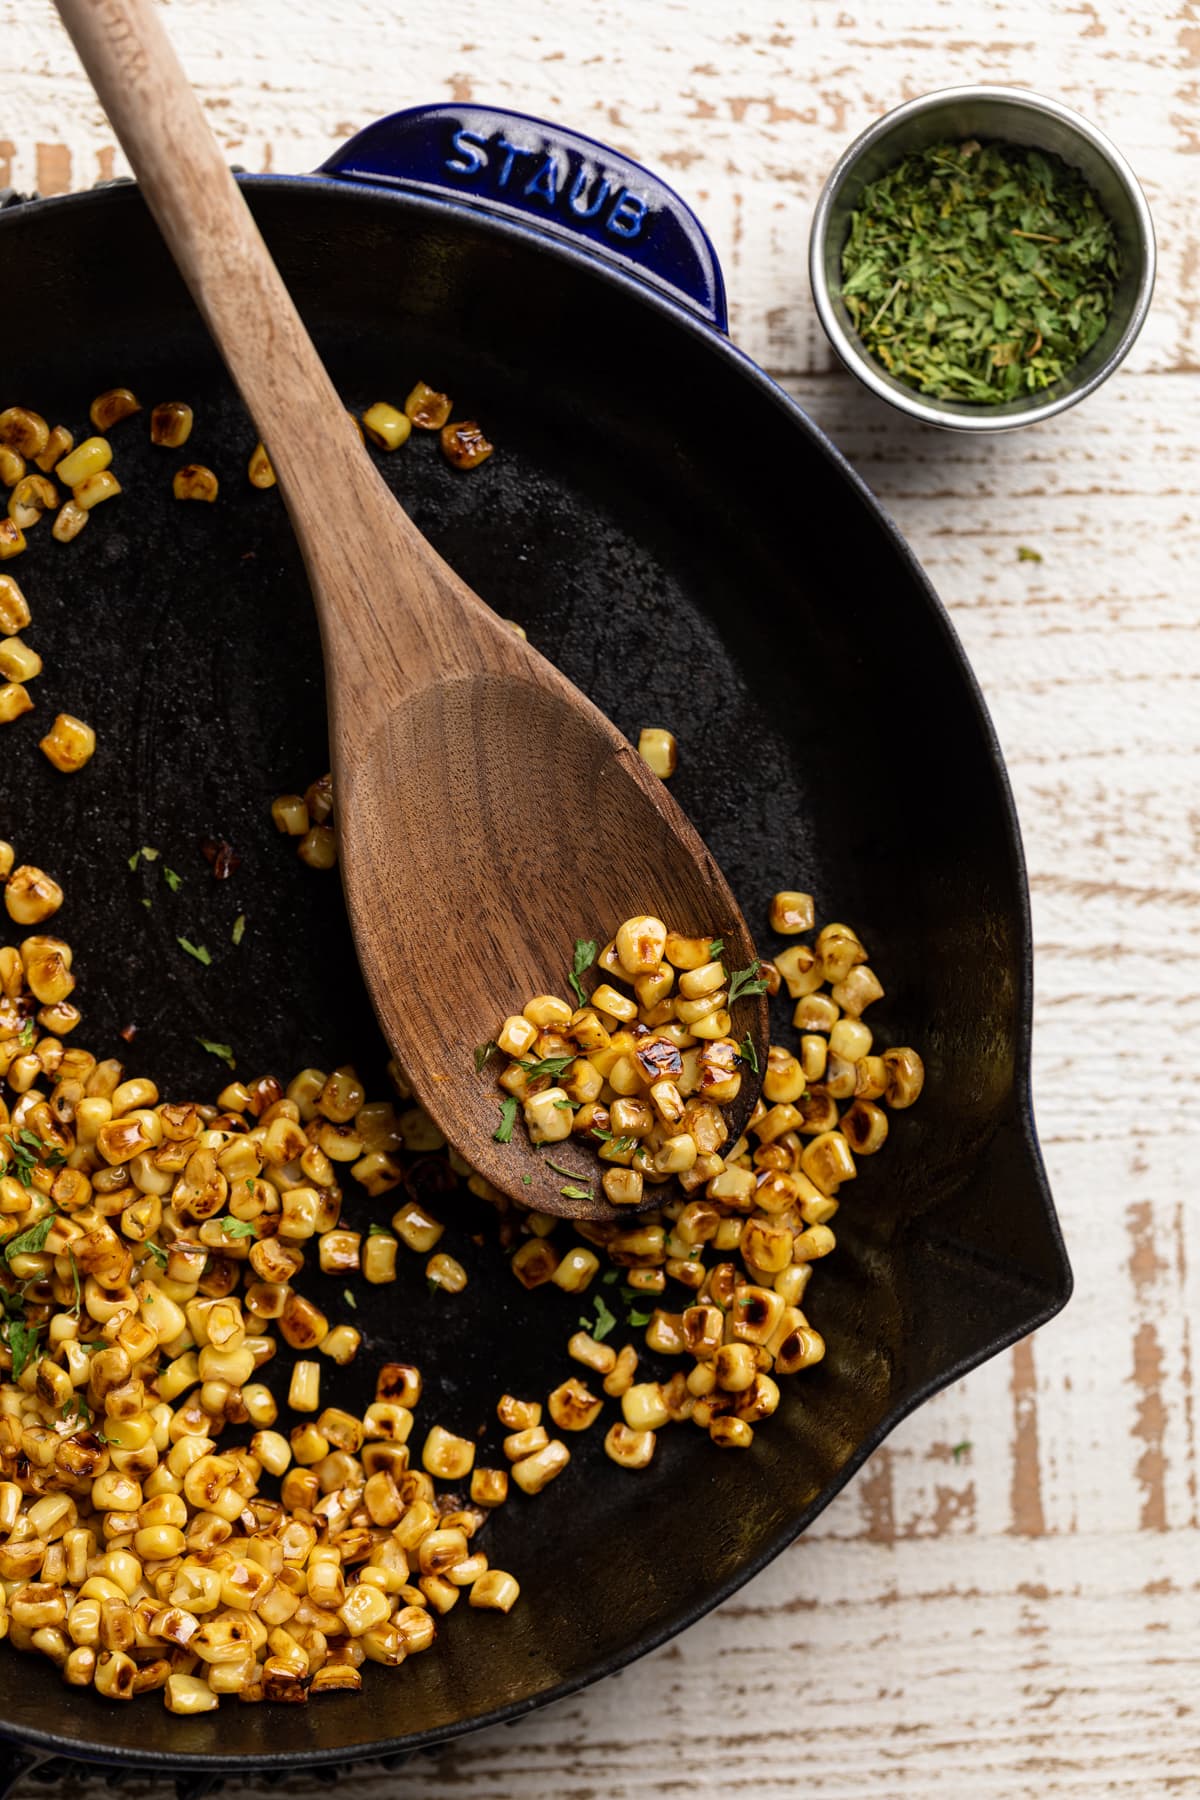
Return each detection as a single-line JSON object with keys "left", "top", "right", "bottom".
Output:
{"left": 53, "top": 0, "right": 438, "bottom": 697}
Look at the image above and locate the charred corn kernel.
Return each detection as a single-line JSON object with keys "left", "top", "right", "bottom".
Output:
{"left": 621, "top": 1382, "right": 670, "bottom": 1431}
{"left": 150, "top": 401, "right": 193, "bottom": 447}
{"left": 6, "top": 865, "right": 62, "bottom": 923}
{"left": 0, "top": 518, "right": 27, "bottom": 558}
{"left": 470, "top": 1467, "right": 508, "bottom": 1508}
{"left": 840, "top": 1097, "right": 889, "bottom": 1155}
{"left": 510, "top": 1439, "right": 569, "bottom": 1495}
{"left": 830, "top": 964, "right": 883, "bottom": 1017}
{"left": 90, "top": 389, "right": 140, "bottom": 431}
{"left": 55, "top": 436, "right": 112, "bottom": 486}
{"left": 405, "top": 381, "right": 452, "bottom": 429}
{"left": 793, "top": 1222, "right": 837, "bottom": 1263}
{"left": 601, "top": 1167, "right": 643, "bottom": 1207}
{"left": 0, "top": 408, "right": 49, "bottom": 457}
{"left": 604, "top": 1422, "right": 656, "bottom": 1469}
{"left": 653, "top": 1134, "right": 697, "bottom": 1176}
{"left": 0, "top": 680, "right": 33, "bottom": 721}
{"left": 0, "top": 635, "right": 40, "bottom": 682}
{"left": 426, "top": 1251, "right": 467, "bottom": 1293}
{"left": 172, "top": 463, "right": 218, "bottom": 502}
{"left": 714, "top": 1342, "right": 758, "bottom": 1392}
{"left": 362, "top": 1231, "right": 397, "bottom": 1284}
{"left": 247, "top": 441, "right": 276, "bottom": 487}
{"left": 440, "top": 419, "right": 493, "bottom": 469}
{"left": 763, "top": 1045, "right": 805, "bottom": 1105}
{"left": 51, "top": 501, "right": 87, "bottom": 543}
{"left": 710, "top": 1416, "right": 754, "bottom": 1449}
{"left": 548, "top": 1246, "right": 600, "bottom": 1293}
{"left": 497, "top": 1014, "right": 538, "bottom": 1057}
{"left": 165, "top": 1672, "right": 219, "bottom": 1713}
{"left": 361, "top": 402, "right": 412, "bottom": 450}
{"left": 73, "top": 469, "right": 120, "bottom": 510}
{"left": 589, "top": 982, "right": 637, "bottom": 1023}
{"left": 770, "top": 891, "right": 815, "bottom": 934}
{"left": 391, "top": 1199, "right": 443, "bottom": 1254}
{"left": 297, "top": 824, "right": 336, "bottom": 869}
{"left": 467, "top": 1568, "right": 520, "bottom": 1611}
{"left": 830, "top": 1017, "right": 872, "bottom": 1061}
{"left": 547, "top": 1377, "right": 603, "bottom": 1432}
{"left": 637, "top": 726, "right": 677, "bottom": 778}
{"left": 0, "top": 445, "right": 24, "bottom": 485}
{"left": 614, "top": 915, "right": 667, "bottom": 977}
{"left": 422, "top": 1424, "right": 475, "bottom": 1480}
{"left": 773, "top": 942, "right": 824, "bottom": 999}
{"left": 0, "top": 574, "right": 29, "bottom": 632}
{"left": 677, "top": 960, "right": 726, "bottom": 1001}
{"left": 288, "top": 1361, "right": 320, "bottom": 1412}
{"left": 8, "top": 474, "right": 57, "bottom": 530}
{"left": 39, "top": 714, "right": 96, "bottom": 774}
{"left": 522, "top": 1085, "right": 574, "bottom": 1145}
{"left": 271, "top": 794, "right": 309, "bottom": 835}
{"left": 883, "top": 1046, "right": 925, "bottom": 1108}
{"left": 800, "top": 1131, "right": 856, "bottom": 1195}
{"left": 818, "top": 923, "right": 866, "bottom": 983}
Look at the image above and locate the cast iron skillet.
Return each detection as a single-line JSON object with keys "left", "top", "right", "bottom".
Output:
{"left": 0, "top": 105, "right": 1071, "bottom": 1792}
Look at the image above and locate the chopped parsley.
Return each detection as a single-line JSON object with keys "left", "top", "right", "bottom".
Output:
{"left": 1017, "top": 545, "right": 1043, "bottom": 563}
{"left": 2, "top": 1130, "right": 66, "bottom": 1191}
{"left": 61, "top": 1392, "right": 93, "bottom": 1429}
{"left": 178, "top": 937, "right": 212, "bottom": 967}
{"left": 162, "top": 866, "right": 183, "bottom": 893}
{"left": 737, "top": 1032, "right": 759, "bottom": 1074}
{"left": 367, "top": 1222, "right": 393, "bottom": 1237}
{"left": 709, "top": 938, "right": 724, "bottom": 960}
{"left": 728, "top": 961, "right": 769, "bottom": 1005}
{"left": 560, "top": 1184, "right": 591, "bottom": 1200}
{"left": 518, "top": 1053, "right": 576, "bottom": 1080}
{"left": 568, "top": 937, "right": 598, "bottom": 1007}
{"left": 144, "top": 1242, "right": 169, "bottom": 1267}
{"left": 196, "top": 1035, "right": 235, "bottom": 1068}
{"left": 581, "top": 1295, "right": 617, "bottom": 1342}
{"left": 542, "top": 1157, "right": 582, "bottom": 1181}
{"left": 231, "top": 913, "right": 246, "bottom": 947}
{"left": 628, "top": 1305, "right": 655, "bottom": 1327}
{"left": 18, "top": 1018, "right": 35, "bottom": 1050}
{"left": 343, "top": 1289, "right": 357, "bottom": 1310}
{"left": 140, "top": 846, "right": 160, "bottom": 863}
{"left": 4, "top": 1317, "right": 40, "bottom": 1381}
{"left": 474, "top": 1040, "right": 498, "bottom": 1074}
{"left": 4, "top": 1214, "right": 55, "bottom": 1262}
{"left": 493, "top": 1097, "right": 519, "bottom": 1143}
{"left": 951, "top": 1440, "right": 972, "bottom": 1462}
{"left": 220, "top": 1217, "right": 258, "bottom": 1240}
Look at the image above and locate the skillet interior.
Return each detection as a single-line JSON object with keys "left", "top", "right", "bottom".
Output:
{"left": 0, "top": 179, "right": 1070, "bottom": 1770}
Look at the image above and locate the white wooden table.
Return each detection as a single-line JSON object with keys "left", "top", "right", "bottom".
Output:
{"left": 7, "top": 1, "right": 1198, "bottom": 1792}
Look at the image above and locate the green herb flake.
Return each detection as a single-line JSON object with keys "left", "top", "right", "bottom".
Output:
{"left": 560, "top": 1184, "right": 592, "bottom": 1200}
{"left": 4, "top": 1317, "right": 41, "bottom": 1381}
{"left": 553, "top": 1098, "right": 579, "bottom": 1111}
{"left": 628, "top": 1306, "right": 654, "bottom": 1328}
{"left": 178, "top": 937, "right": 212, "bottom": 967}
{"left": 231, "top": 913, "right": 247, "bottom": 947}
{"left": 367, "top": 1222, "right": 393, "bottom": 1237}
{"left": 840, "top": 139, "right": 1121, "bottom": 405}
{"left": 728, "top": 961, "right": 768, "bottom": 1006}
{"left": 951, "top": 1440, "right": 972, "bottom": 1463}
{"left": 473, "top": 1040, "right": 499, "bottom": 1074}
{"left": 141, "top": 897, "right": 152, "bottom": 911}
{"left": 141, "top": 846, "right": 160, "bottom": 863}
{"left": 737, "top": 1032, "right": 760, "bottom": 1075}
{"left": 18, "top": 1019, "right": 35, "bottom": 1050}
{"left": 1017, "top": 545, "right": 1043, "bottom": 563}
{"left": 590, "top": 1125, "right": 613, "bottom": 1142}
{"left": 144, "top": 1242, "right": 169, "bottom": 1267}
{"left": 61, "top": 1392, "right": 93, "bottom": 1429}
{"left": 343, "top": 1288, "right": 357, "bottom": 1310}
{"left": 220, "top": 1217, "right": 258, "bottom": 1240}
{"left": 196, "top": 1035, "right": 235, "bottom": 1068}
{"left": 542, "top": 1157, "right": 581, "bottom": 1181}
{"left": 4, "top": 1215, "right": 54, "bottom": 1263}
{"left": 582, "top": 1294, "right": 617, "bottom": 1342}
{"left": 709, "top": 938, "right": 724, "bottom": 960}
{"left": 70, "top": 1250, "right": 82, "bottom": 1317}
{"left": 493, "top": 1097, "right": 519, "bottom": 1144}
{"left": 128, "top": 850, "right": 140, "bottom": 872}
{"left": 162, "top": 866, "right": 183, "bottom": 893}
{"left": 568, "top": 937, "right": 598, "bottom": 1007}
{"left": 518, "top": 1053, "right": 575, "bottom": 1080}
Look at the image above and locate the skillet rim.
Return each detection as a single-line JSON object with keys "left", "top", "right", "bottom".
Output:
{"left": 0, "top": 173, "right": 1072, "bottom": 1774}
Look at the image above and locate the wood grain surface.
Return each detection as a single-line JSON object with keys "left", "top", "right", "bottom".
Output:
{"left": 6, "top": 0, "right": 1198, "bottom": 1793}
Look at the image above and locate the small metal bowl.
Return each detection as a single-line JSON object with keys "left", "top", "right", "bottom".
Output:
{"left": 808, "top": 85, "right": 1156, "bottom": 431}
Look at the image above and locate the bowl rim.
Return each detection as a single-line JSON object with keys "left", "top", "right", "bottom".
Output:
{"left": 808, "top": 83, "right": 1157, "bottom": 432}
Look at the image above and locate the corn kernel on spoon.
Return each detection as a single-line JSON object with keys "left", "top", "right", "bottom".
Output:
{"left": 54, "top": 0, "right": 767, "bottom": 1220}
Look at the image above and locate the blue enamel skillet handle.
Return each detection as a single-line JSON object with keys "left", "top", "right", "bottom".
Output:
{"left": 318, "top": 103, "right": 728, "bottom": 333}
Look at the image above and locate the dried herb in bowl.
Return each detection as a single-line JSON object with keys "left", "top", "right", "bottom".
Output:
{"left": 840, "top": 139, "right": 1121, "bottom": 404}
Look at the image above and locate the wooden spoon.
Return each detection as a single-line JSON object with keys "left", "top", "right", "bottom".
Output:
{"left": 55, "top": 0, "right": 767, "bottom": 1220}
